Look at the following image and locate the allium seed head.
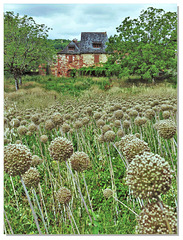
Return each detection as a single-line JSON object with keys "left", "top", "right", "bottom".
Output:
{"left": 56, "top": 187, "right": 72, "bottom": 205}
{"left": 40, "top": 135, "right": 48, "bottom": 143}
{"left": 70, "top": 152, "right": 91, "bottom": 172}
{"left": 4, "top": 144, "right": 32, "bottom": 176}
{"left": 49, "top": 137, "right": 73, "bottom": 162}
{"left": 154, "top": 119, "right": 176, "bottom": 139}
{"left": 22, "top": 167, "right": 40, "bottom": 188}
{"left": 103, "top": 189, "right": 113, "bottom": 198}
{"left": 104, "top": 130, "right": 116, "bottom": 142}
{"left": 126, "top": 152, "right": 173, "bottom": 199}
{"left": 136, "top": 202, "right": 177, "bottom": 234}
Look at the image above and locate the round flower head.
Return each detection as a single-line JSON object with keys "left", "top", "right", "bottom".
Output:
{"left": 74, "top": 120, "right": 83, "bottom": 129}
{"left": 114, "top": 110, "right": 123, "bottom": 120}
{"left": 122, "top": 138, "right": 150, "bottom": 163}
{"left": 28, "top": 123, "right": 38, "bottom": 132}
{"left": 129, "top": 109, "right": 138, "bottom": 118}
{"left": 134, "top": 117, "right": 147, "bottom": 126}
{"left": 15, "top": 140, "right": 22, "bottom": 144}
{"left": 10, "top": 118, "right": 20, "bottom": 128}
{"left": 117, "top": 134, "right": 137, "bottom": 151}
{"left": 163, "top": 111, "right": 171, "bottom": 119}
{"left": 96, "top": 119, "right": 105, "bottom": 128}
{"left": 49, "top": 137, "right": 73, "bottom": 162}
{"left": 20, "top": 120, "right": 28, "bottom": 126}
{"left": 31, "top": 155, "right": 43, "bottom": 167}
{"left": 102, "top": 125, "right": 112, "bottom": 134}
{"left": 145, "top": 109, "right": 156, "bottom": 119}
{"left": 4, "top": 144, "right": 32, "bottom": 176}
{"left": 104, "top": 130, "right": 116, "bottom": 142}
{"left": 103, "top": 188, "right": 113, "bottom": 198}
{"left": 51, "top": 112, "right": 63, "bottom": 126}
{"left": 40, "top": 135, "right": 48, "bottom": 143}
{"left": 82, "top": 117, "right": 90, "bottom": 126}
{"left": 136, "top": 202, "right": 177, "bottom": 234}
{"left": 114, "top": 120, "right": 121, "bottom": 128}
{"left": 117, "top": 129, "right": 124, "bottom": 138}
{"left": 94, "top": 112, "right": 102, "bottom": 120}
{"left": 86, "top": 107, "right": 93, "bottom": 116}
{"left": 45, "top": 119, "right": 55, "bottom": 130}
{"left": 56, "top": 187, "right": 72, "bottom": 205}
{"left": 154, "top": 119, "right": 176, "bottom": 139}
{"left": 62, "top": 123, "right": 71, "bottom": 133}
{"left": 126, "top": 152, "right": 173, "bottom": 199}
{"left": 123, "top": 120, "right": 131, "bottom": 129}
{"left": 98, "top": 134, "right": 105, "bottom": 143}
{"left": 31, "top": 114, "right": 40, "bottom": 125}
{"left": 64, "top": 113, "right": 71, "bottom": 120}
{"left": 17, "top": 126, "right": 28, "bottom": 135}
{"left": 70, "top": 152, "right": 91, "bottom": 172}
{"left": 22, "top": 167, "right": 40, "bottom": 188}
{"left": 4, "top": 138, "right": 10, "bottom": 145}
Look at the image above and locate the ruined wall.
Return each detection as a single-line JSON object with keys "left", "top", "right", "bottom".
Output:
{"left": 57, "top": 53, "right": 108, "bottom": 77}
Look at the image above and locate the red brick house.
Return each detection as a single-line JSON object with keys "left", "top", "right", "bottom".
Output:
{"left": 39, "top": 32, "right": 108, "bottom": 77}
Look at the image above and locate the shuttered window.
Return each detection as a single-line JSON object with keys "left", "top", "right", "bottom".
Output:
{"left": 69, "top": 55, "right": 73, "bottom": 63}
{"left": 94, "top": 55, "right": 99, "bottom": 63}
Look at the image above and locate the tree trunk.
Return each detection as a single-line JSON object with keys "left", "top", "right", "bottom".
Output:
{"left": 15, "top": 78, "right": 19, "bottom": 91}
{"left": 19, "top": 77, "right": 22, "bottom": 85}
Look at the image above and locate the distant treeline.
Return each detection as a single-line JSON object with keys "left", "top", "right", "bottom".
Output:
{"left": 47, "top": 39, "right": 71, "bottom": 51}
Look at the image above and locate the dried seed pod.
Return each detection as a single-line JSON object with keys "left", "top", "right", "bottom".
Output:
{"left": 28, "top": 123, "right": 38, "bottom": 132}
{"left": 103, "top": 130, "right": 116, "bottom": 142}
{"left": 136, "top": 202, "right": 177, "bottom": 234}
{"left": 103, "top": 188, "right": 113, "bottom": 198}
{"left": 117, "top": 129, "right": 124, "bottom": 138}
{"left": 31, "top": 114, "right": 40, "bottom": 125}
{"left": 123, "top": 120, "right": 131, "bottom": 129}
{"left": 45, "top": 119, "right": 55, "bottom": 130}
{"left": 122, "top": 138, "right": 150, "bottom": 163}
{"left": 163, "top": 111, "right": 171, "bottom": 119}
{"left": 117, "top": 134, "right": 137, "bottom": 151}
{"left": 56, "top": 187, "right": 72, "bottom": 205}
{"left": 51, "top": 112, "right": 63, "bottom": 126}
{"left": 40, "top": 135, "right": 48, "bottom": 143}
{"left": 62, "top": 123, "right": 71, "bottom": 133}
{"left": 10, "top": 118, "right": 20, "bottom": 128}
{"left": 154, "top": 119, "right": 176, "bottom": 139}
{"left": 114, "top": 110, "right": 123, "bottom": 120}
{"left": 22, "top": 167, "right": 40, "bottom": 188}
{"left": 145, "top": 109, "right": 156, "bottom": 119}
{"left": 96, "top": 119, "right": 105, "bottom": 128}
{"left": 102, "top": 125, "right": 112, "bottom": 134}
{"left": 17, "top": 126, "right": 28, "bottom": 135}
{"left": 82, "top": 117, "right": 90, "bottom": 126}
{"left": 126, "top": 152, "right": 173, "bottom": 199}
{"left": 114, "top": 120, "right": 121, "bottom": 128}
{"left": 70, "top": 152, "right": 91, "bottom": 172}
{"left": 49, "top": 137, "right": 73, "bottom": 162}
{"left": 73, "top": 120, "right": 83, "bottom": 129}
{"left": 134, "top": 117, "right": 147, "bottom": 126}
{"left": 31, "top": 155, "right": 43, "bottom": 167}
{"left": 4, "top": 144, "right": 32, "bottom": 176}
{"left": 93, "top": 112, "right": 102, "bottom": 120}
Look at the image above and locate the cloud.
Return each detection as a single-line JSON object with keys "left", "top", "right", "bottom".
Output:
{"left": 4, "top": 3, "right": 177, "bottom": 40}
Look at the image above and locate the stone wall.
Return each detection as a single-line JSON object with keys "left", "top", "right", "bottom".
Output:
{"left": 57, "top": 53, "right": 108, "bottom": 77}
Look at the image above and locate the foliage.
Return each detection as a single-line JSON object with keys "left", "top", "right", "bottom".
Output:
{"left": 4, "top": 11, "right": 55, "bottom": 90}
{"left": 106, "top": 7, "right": 177, "bottom": 82}
{"left": 47, "top": 39, "right": 71, "bottom": 52}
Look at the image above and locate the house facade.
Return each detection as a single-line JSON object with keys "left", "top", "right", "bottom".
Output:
{"left": 39, "top": 32, "right": 108, "bottom": 77}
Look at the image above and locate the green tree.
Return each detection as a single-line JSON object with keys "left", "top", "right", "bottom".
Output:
{"left": 106, "top": 7, "right": 177, "bottom": 82}
{"left": 4, "top": 11, "right": 55, "bottom": 90}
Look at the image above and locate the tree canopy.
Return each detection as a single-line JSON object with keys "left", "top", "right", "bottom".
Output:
{"left": 106, "top": 7, "right": 177, "bottom": 81}
{"left": 4, "top": 11, "right": 55, "bottom": 90}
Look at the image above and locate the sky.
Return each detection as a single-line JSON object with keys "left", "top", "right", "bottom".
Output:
{"left": 3, "top": 1, "right": 177, "bottom": 40}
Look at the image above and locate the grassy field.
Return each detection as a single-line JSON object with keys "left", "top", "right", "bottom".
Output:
{"left": 4, "top": 75, "right": 177, "bottom": 234}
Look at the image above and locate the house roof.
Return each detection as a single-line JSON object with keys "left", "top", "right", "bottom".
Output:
{"left": 57, "top": 32, "right": 108, "bottom": 55}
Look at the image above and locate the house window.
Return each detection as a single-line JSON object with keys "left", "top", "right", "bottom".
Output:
{"left": 68, "top": 47, "right": 75, "bottom": 51}
{"left": 69, "top": 55, "right": 73, "bottom": 63}
{"left": 94, "top": 55, "right": 99, "bottom": 63}
{"left": 93, "top": 43, "right": 102, "bottom": 48}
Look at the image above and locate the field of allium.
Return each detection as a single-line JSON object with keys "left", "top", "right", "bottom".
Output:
{"left": 4, "top": 79, "right": 177, "bottom": 234}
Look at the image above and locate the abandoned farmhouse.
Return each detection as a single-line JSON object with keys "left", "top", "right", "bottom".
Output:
{"left": 39, "top": 32, "right": 108, "bottom": 77}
